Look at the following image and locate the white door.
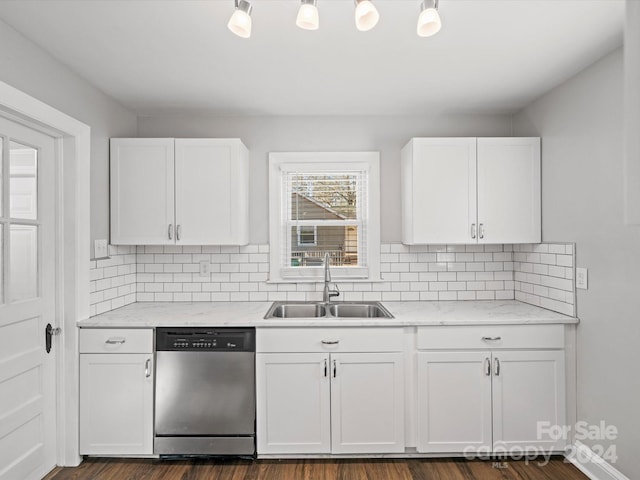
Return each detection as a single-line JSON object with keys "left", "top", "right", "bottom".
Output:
{"left": 330, "top": 353, "right": 404, "bottom": 454}
{"left": 492, "top": 350, "right": 566, "bottom": 452}
{"left": 110, "top": 138, "right": 175, "bottom": 245}
{"left": 79, "top": 353, "right": 153, "bottom": 455}
{"left": 256, "top": 353, "right": 331, "bottom": 454}
{"left": 477, "top": 137, "right": 541, "bottom": 244}
{"left": 416, "top": 351, "right": 492, "bottom": 453}
{"left": 402, "top": 138, "right": 477, "bottom": 244}
{"left": 0, "top": 118, "right": 57, "bottom": 480}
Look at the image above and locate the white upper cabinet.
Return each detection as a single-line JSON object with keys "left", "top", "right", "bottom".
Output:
{"left": 477, "top": 138, "right": 541, "bottom": 244}
{"left": 110, "top": 138, "right": 175, "bottom": 245}
{"left": 110, "top": 138, "right": 249, "bottom": 245}
{"left": 402, "top": 137, "right": 540, "bottom": 244}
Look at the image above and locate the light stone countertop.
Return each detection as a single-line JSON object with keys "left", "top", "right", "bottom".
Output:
{"left": 78, "top": 300, "right": 578, "bottom": 328}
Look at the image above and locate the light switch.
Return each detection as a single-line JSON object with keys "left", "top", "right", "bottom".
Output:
{"left": 576, "top": 267, "right": 588, "bottom": 290}
{"left": 94, "top": 239, "right": 108, "bottom": 259}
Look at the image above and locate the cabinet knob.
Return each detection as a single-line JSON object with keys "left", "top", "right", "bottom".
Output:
{"left": 177, "top": 224, "right": 182, "bottom": 241}
{"left": 484, "top": 357, "right": 491, "bottom": 376}
{"left": 471, "top": 223, "right": 477, "bottom": 239}
{"left": 321, "top": 340, "right": 340, "bottom": 345}
{"left": 479, "top": 223, "right": 485, "bottom": 239}
{"left": 481, "top": 336, "right": 501, "bottom": 341}
{"left": 105, "top": 338, "right": 126, "bottom": 345}
{"left": 494, "top": 357, "right": 501, "bottom": 376}
{"left": 168, "top": 224, "right": 174, "bottom": 240}
{"left": 145, "top": 358, "right": 152, "bottom": 378}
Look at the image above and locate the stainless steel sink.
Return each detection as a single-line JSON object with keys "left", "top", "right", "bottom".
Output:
{"left": 264, "top": 301, "right": 393, "bottom": 319}
{"left": 265, "top": 303, "right": 327, "bottom": 318}
{"left": 328, "top": 303, "right": 393, "bottom": 318}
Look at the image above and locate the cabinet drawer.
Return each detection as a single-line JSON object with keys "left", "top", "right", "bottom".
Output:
{"left": 416, "top": 324, "right": 564, "bottom": 350}
{"left": 257, "top": 327, "right": 404, "bottom": 353}
{"left": 79, "top": 328, "right": 153, "bottom": 353}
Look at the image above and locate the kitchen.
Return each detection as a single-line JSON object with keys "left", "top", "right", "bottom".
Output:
{"left": 0, "top": 1, "right": 638, "bottom": 480}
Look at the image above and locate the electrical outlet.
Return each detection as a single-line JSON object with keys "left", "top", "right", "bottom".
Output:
{"left": 94, "top": 239, "right": 108, "bottom": 259}
{"left": 576, "top": 267, "right": 588, "bottom": 290}
{"left": 199, "top": 261, "right": 210, "bottom": 277}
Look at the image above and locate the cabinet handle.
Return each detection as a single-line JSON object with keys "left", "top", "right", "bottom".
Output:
{"left": 333, "top": 359, "right": 337, "bottom": 378}
{"left": 484, "top": 357, "right": 491, "bottom": 376}
{"left": 145, "top": 358, "right": 152, "bottom": 378}
{"left": 177, "top": 224, "right": 182, "bottom": 241}
{"left": 482, "top": 336, "right": 502, "bottom": 341}
{"left": 494, "top": 357, "right": 500, "bottom": 376}
{"left": 479, "top": 223, "right": 485, "bottom": 239}
{"left": 323, "top": 359, "right": 328, "bottom": 377}
{"left": 168, "top": 224, "right": 173, "bottom": 240}
{"left": 321, "top": 340, "right": 340, "bottom": 345}
{"left": 105, "top": 338, "right": 126, "bottom": 345}
{"left": 471, "top": 223, "right": 477, "bottom": 239}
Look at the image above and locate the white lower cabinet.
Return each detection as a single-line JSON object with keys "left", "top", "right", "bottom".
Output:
{"left": 79, "top": 329, "right": 154, "bottom": 455}
{"left": 256, "top": 353, "right": 331, "bottom": 454}
{"left": 256, "top": 328, "right": 405, "bottom": 455}
{"left": 416, "top": 325, "right": 566, "bottom": 455}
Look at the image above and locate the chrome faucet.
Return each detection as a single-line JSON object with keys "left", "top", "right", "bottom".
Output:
{"left": 323, "top": 253, "right": 340, "bottom": 303}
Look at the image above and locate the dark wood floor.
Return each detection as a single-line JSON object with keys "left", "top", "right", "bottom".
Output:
{"left": 44, "top": 457, "right": 588, "bottom": 480}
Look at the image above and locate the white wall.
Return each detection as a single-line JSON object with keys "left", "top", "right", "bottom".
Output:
{"left": 514, "top": 48, "right": 640, "bottom": 479}
{"left": 138, "top": 114, "right": 512, "bottom": 244}
{"left": 0, "top": 18, "right": 137, "bottom": 256}
{"left": 625, "top": 0, "right": 640, "bottom": 224}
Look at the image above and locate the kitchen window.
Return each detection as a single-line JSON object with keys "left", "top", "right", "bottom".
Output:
{"left": 269, "top": 152, "right": 381, "bottom": 282}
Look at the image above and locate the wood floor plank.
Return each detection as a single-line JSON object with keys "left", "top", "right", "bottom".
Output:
{"left": 44, "top": 457, "right": 589, "bottom": 480}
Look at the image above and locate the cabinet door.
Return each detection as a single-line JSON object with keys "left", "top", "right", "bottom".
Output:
{"left": 79, "top": 353, "right": 153, "bottom": 455}
{"left": 477, "top": 138, "right": 541, "bottom": 243}
{"left": 330, "top": 352, "right": 405, "bottom": 454}
{"left": 416, "top": 351, "right": 492, "bottom": 453}
{"left": 492, "top": 350, "right": 566, "bottom": 452}
{"left": 110, "top": 138, "right": 175, "bottom": 245}
{"left": 256, "top": 353, "right": 331, "bottom": 454}
{"left": 402, "top": 138, "right": 477, "bottom": 244}
{"left": 175, "top": 139, "right": 249, "bottom": 245}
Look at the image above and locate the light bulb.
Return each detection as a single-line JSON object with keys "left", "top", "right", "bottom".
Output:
{"left": 297, "top": 0, "right": 319, "bottom": 30}
{"left": 417, "top": 1, "right": 441, "bottom": 37}
{"left": 354, "top": 0, "right": 379, "bottom": 32}
{"left": 228, "top": 0, "right": 253, "bottom": 38}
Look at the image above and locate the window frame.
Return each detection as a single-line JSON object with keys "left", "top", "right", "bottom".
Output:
{"left": 269, "top": 152, "right": 381, "bottom": 283}
{"left": 296, "top": 225, "right": 318, "bottom": 247}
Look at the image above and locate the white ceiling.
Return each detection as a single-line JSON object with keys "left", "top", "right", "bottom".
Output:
{"left": 0, "top": 0, "right": 625, "bottom": 116}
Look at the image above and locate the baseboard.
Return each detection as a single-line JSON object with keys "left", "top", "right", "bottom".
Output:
{"left": 566, "top": 441, "right": 630, "bottom": 480}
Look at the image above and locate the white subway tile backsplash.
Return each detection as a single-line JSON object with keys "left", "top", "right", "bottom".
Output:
{"left": 90, "top": 242, "right": 576, "bottom": 317}
{"left": 514, "top": 242, "right": 575, "bottom": 316}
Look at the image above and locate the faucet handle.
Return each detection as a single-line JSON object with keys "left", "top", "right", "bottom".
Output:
{"left": 330, "top": 284, "right": 340, "bottom": 298}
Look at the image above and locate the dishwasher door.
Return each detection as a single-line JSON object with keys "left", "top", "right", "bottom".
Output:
{"left": 155, "top": 351, "right": 255, "bottom": 436}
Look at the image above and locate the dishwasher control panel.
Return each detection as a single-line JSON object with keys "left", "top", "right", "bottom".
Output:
{"left": 155, "top": 327, "right": 255, "bottom": 352}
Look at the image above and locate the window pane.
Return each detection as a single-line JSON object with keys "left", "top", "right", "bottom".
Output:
{"left": 290, "top": 174, "right": 358, "bottom": 220}
{"left": 290, "top": 225, "right": 359, "bottom": 267}
{"left": 10, "top": 224, "right": 38, "bottom": 301}
{"left": 10, "top": 141, "right": 38, "bottom": 220}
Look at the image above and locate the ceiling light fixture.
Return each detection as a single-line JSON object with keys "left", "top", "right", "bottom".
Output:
{"left": 354, "top": 0, "right": 379, "bottom": 32}
{"left": 417, "top": 0, "right": 441, "bottom": 37}
{"left": 228, "top": 0, "right": 253, "bottom": 38}
{"left": 297, "top": 0, "right": 319, "bottom": 31}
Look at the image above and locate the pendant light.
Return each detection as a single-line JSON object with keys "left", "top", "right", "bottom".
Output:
{"left": 228, "top": 0, "right": 253, "bottom": 38}
{"left": 354, "top": 0, "right": 379, "bottom": 32}
{"left": 297, "top": 0, "right": 319, "bottom": 30}
{"left": 417, "top": 0, "right": 441, "bottom": 37}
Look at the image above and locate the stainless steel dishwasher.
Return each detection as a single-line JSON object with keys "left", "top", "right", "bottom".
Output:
{"left": 154, "top": 327, "right": 255, "bottom": 456}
